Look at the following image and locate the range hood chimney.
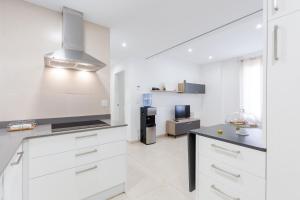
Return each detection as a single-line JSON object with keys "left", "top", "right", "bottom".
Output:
{"left": 44, "top": 7, "right": 106, "bottom": 72}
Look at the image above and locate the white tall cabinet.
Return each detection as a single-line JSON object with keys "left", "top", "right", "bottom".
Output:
{"left": 267, "top": 1, "right": 300, "bottom": 199}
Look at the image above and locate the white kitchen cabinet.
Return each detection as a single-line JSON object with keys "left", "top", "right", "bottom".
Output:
{"left": 4, "top": 145, "right": 23, "bottom": 200}
{"left": 28, "top": 128, "right": 125, "bottom": 158}
{"left": 197, "top": 136, "right": 266, "bottom": 178}
{"left": 29, "top": 155, "right": 126, "bottom": 200}
{"left": 0, "top": 174, "right": 3, "bottom": 200}
{"left": 27, "top": 126, "right": 127, "bottom": 200}
{"left": 197, "top": 173, "right": 265, "bottom": 200}
{"left": 29, "top": 141, "right": 126, "bottom": 179}
{"left": 29, "top": 167, "right": 77, "bottom": 200}
{"left": 196, "top": 136, "right": 266, "bottom": 200}
{"left": 267, "top": 12, "right": 300, "bottom": 200}
{"left": 268, "top": 0, "right": 300, "bottom": 20}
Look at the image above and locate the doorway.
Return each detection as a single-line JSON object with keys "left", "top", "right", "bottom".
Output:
{"left": 114, "top": 71, "right": 125, "bottom": 123}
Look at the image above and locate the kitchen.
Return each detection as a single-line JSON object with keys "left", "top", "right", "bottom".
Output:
{"left": 1, "top": 0, "right": 300, "bottom": 200}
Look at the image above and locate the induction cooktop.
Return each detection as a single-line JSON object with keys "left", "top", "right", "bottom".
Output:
{"left": 51, "top": 120, "right": 109, "bottom": 133}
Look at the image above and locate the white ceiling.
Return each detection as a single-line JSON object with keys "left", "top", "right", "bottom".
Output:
{"left": 158, "top": 12, "right": 263, "bottom": 65}
{"left": 25, "top": 0, "right": 263, "bottom": 64}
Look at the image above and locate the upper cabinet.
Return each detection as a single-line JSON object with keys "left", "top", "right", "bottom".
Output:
{"left": 268, "top": 0, "right": 300, "bottom": 20}
{"left": 178, "top": 81, "right": 205, "bottom": 94}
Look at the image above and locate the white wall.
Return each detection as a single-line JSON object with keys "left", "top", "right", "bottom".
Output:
{"left": 111, "top": 57, "right": 203, "bottom": 141}
{"left": 0, "top": 0, "right": 111, "bottom": 121}
{"left": 199, "top": 59, "right": 241, "bottom": 126}
{"left": 112, "top": 57, "right": 242, "bottom": 141}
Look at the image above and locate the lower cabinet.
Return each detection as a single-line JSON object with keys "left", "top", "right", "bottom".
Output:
{"left": 0, "top": 174, "right": 3, "bottom": 200}
{"left": 4, "top": 145, "right": 23, "bottom": 200}
{"left": 29, "top": 155, "right": 126, "bottom": 200}
{"left": 25, "top": 126, "right": 127, "bottom": 200}
{"left": 196, "top": 136, "right": 266, "bottom": 200}
{"left": 197, "top": 173, "right": 265, "bottom": 200}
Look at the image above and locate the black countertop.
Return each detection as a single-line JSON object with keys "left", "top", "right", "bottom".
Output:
{"left": 189, "top": 124, "right": 266, "bottom": 152}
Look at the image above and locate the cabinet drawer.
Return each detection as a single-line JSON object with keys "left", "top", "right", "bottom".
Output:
{"left": 197, "top": 137, "right": 266, "bottom": 178}
{"left": 29, "top": 141, "right": 127, "bottom": 178}
{"left": 176, "top": 121, "right": 200, "bottom": 134}
{"left": 29, "top": 155, "right": 126, "bottom": 200}
{"left": 198, "top": 155, "right": 265, "bottom": 198}
{"left": 197, "top": 173, "right": 265, "bottom": 200}
{"left": 29, "top": 127, "right": 126, "bottom": 158}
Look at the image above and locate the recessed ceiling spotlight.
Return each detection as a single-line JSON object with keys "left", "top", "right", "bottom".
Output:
{"left": 188, "top": 48, "right": 193, "bottom": 53}
{"left": 256, "top": 24, "right": 263, "bottom": 29}
{"left": 122, "top": 42, "right": 127, "bottom": 47}
{"left": 208, "top": 56, "right": 213, "bottom": 60}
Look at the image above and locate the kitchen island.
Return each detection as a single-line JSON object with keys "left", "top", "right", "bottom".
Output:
{"left": 188, "top": 124, "right": 266, "bottom": 199}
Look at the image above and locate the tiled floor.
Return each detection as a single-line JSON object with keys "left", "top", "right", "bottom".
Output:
{"left": 111, "top": 135, "right": 195, "bottom": 200}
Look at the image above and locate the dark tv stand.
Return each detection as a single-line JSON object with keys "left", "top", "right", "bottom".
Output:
{"left": 166, "top": 118, "right": 200, "bottom": 138}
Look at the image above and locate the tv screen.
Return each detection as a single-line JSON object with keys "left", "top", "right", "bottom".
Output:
{"left": 175, "top": 105, "right": 190, "bottom": 119}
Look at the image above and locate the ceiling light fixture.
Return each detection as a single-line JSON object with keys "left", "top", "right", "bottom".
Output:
{"left": 122, "top": 42, "right": 127, "bottom": 47}
{"left": 188, "top": 48, "right": 193, "bottom": 53}
{"left": 208, "top": 56, "right": 213, "bottom": 60}
{"left": 256, "top": 24, "right": 263, "bottom": 29}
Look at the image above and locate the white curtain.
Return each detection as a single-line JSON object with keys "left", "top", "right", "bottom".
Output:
{"left": 240, "top": 57, "right": 263, "bottom": 121}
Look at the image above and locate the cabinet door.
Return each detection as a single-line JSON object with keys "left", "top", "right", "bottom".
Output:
{"left": 268, "top": 0, "right": 300, "bottom": 20}
{"left": 267, "top": 12, "right": 300, "bottom": 200}
{"left": 100, "top": 155, "right": 126, "bottom": 191}
{"left": 0, "top": 174, "right": 3, "bottom": 200}
{"left": 4, "top": 146, "right": 23, "bottom": 200}
{"left": 29, "top": 169, "right": 78, "bottom": 200}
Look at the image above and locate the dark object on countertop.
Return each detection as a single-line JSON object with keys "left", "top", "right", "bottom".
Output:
{"left": 52, "top": 120, "right": 109, "bottom": 133}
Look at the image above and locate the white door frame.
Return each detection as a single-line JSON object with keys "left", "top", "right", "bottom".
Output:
{"left": 113, "top": 70, "right": 126, "bottom": 123}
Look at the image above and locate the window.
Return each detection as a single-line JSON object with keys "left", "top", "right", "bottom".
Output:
{"left": 240, "top": 57, "right": 263, "bottom": 121}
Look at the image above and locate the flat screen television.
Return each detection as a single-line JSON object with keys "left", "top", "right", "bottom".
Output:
{"left": 175, "top": 105, "right": 190, "bottom": 120}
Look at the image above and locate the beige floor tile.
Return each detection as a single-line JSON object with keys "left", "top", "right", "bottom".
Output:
{"left": 111, "top": 135, "right": 194, "bottom": 200}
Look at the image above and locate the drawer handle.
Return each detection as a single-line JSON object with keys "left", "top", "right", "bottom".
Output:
{"left": 75, "top": 133, "right": 97, "bottom": 139}
{"left": 211, "top": 144, "right": 240, "bottom": 155}
{"left": 75, "top": 165, "right": 98, "bottom": 175}
{"left": 273, "top": 0, "right": 279, "bottom": 11}
{"left": 273, "top": 25, "right": 279, "bottom": 61}
{"left": 211, "top": 185, "right": 240, "bottom": 200}
{"left": 211, "top": 164, "right": 241, "bottom": 178}
{"left": 11, "top": 152, "right": 24, "bottom": 166}
{"left": 75, "top": 149, "right": 98, "bottom": 157}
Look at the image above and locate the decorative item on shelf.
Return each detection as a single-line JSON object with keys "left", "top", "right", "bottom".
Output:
{"left": 7, "top": 120, "right": 37, "bottom": 132}
{"left": 178, "top": 82, "right": 184, "bottom": 93}
{"left": 161, "top": 83, "right": 166, "bottom": 91}
{"left": 151, "top": 87, "right": 160, "bottom": 91}
{"left": 225, "top": 108, "right": 259, "bottom": 136}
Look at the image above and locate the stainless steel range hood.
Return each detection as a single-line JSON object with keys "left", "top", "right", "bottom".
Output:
{"left": 44, "top": 7, "right": 106, "bottom": 72}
